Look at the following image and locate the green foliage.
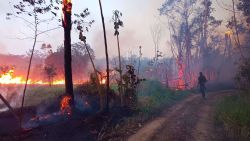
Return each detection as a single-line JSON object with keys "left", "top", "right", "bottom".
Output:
{"left": 24, "top": 85, "right": 65, "bottom": 107}
{"left": 137, "top": 80, "right": 189, "bottom": 115}
{"left": 215, "top": 94, "right": 250, "bottom": 140}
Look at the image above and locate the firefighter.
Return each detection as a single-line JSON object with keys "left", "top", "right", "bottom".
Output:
{"left": 198, "top": 72, "right": 207, "bottom": 99}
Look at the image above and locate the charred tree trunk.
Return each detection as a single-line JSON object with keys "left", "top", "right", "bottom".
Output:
{"left": 63, "top": 1, "right": 74, "bottom": 106}
{"left": 98, "top": 0, "right": 110, "bottom": 112}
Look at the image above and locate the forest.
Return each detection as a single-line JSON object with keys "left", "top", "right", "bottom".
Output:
{"left": 0, "top": 0, "right": 250, "bottom": 141}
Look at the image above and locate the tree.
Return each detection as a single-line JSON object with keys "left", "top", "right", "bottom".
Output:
{"left": 159, "top": 0, "right": 222, "bottom": 88}
{"left": 62, "top": 0, "right": 74, "bottom": 107}
{"left": 44, "top": 64, "right": 57, "bottom": 86}
{"left": 112, "top": 10, "right": 124, "bottom": 106}
{"left": 98, "top": 0, "right": 110, "bottom": 112}
{"left": 6, "top": 0, "right": 60, "bottom": 128}
{"left": 159, "top": 0, "right": 198, "bottom": 89}
{"left": 45, "top": 43, "right": 94, "bottom": 83}
{"left": 150, "top": 23, "right": 162, "bottom": 66}
{"left": 238, "top": 0, "right": 250, "bottom": 24}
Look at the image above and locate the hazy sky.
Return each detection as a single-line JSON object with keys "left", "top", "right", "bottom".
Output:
{"left": 0, "top": 0, "right": 232, "bottom": 59}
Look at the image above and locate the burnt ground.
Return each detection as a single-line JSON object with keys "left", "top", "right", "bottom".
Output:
{"left": 0, "top": 104, "right": 132, "bottom": 141}
{"left": 0, "top": 107, "right": 100, "bottom": 141}
{"left": 128, "top": 90, "right": 234, "bottom": 141}
{"left": 0, "top": 90, "right": 234, "bottom": 141}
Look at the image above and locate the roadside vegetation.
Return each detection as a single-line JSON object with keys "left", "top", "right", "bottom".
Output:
{"left": 96, "top": 80, "right": 192, "bottom": 140}
{"left": 215, "top": 57, "right": 250, "bottom": 141}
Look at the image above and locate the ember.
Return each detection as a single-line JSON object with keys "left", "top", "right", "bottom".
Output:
{"left": 60, "top": 96, "right": 72, "bottom": 115}
{"left": 100, "top": 78, "right": 106, "bottom": 85}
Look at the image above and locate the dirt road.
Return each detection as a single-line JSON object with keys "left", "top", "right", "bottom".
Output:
{"left": 128, "top": 90, "right": 234, "bottom": 141}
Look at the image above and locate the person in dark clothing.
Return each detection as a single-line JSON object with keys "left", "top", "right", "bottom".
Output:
{"left": 198, "top": 72, "right": 207, "bottom": 99}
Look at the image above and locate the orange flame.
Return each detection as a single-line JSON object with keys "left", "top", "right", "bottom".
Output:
{"left": 177, "top": 58, "right": 185, "bottom": 90}
{"left": 60, "top": 96, "right": 71, "bottom": 114}
{"left": 0, "top": 68, "right": 65, "bottom": 85}
{"left": 100, "top": 78, "right": 106, "bottom": 85}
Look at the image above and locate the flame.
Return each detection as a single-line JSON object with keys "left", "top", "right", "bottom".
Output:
{"left": 53, "top": 80, "right": 65, "bottom": 85}
{"left": 225, "top": 30, "right": 233, "bottom": 36}
{"left": 0, "top": 68, "right": 65, "bottom": 85}
{"left": 0, "top": 69, "right": 29, "bottom": 84}
{"left": 100, "top": 78, "right": 106, "bottom": 85}
{"left": 60, "top": 95, "right": 71, "bottom": 114}
{"left": 177, "top": 58, "right": 185, "bottom": 90}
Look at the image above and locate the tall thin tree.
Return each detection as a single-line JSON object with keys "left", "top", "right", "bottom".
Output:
{"left": 62, "top": 0, "right": 74, "bottom": 106}
{"left": 98, "top": 0, "right": 110, "bottom": 112}
{"left": 112, "top": 10, "right": 123, "bottom": 106}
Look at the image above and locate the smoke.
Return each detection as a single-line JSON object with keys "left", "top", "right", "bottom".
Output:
{"left": 90, "top": 27, "right": 140, "bottom": 59}
{"left": 0, "top": 85, "right": 23, "bottom": 112}
{"left": 0, "top": 43, "right": 8, "bottom": 54}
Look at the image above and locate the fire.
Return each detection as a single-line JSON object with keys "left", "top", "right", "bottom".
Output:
{"left": 177, "top": 58, "right": 185, "bottom": 90}
{"left": 0, "top": 68, "right": 65, "bottom": 85}
{"left": 53, "top": 80, "right": 65, "bottom": 85}
{"left": 100, "top": 78, "right": 106, "bottom": 85}
{"left": 0, "top": 69, "right": 29, "bottom": 84}
{"left": 225, "top": 30, "right": 233, "bottom": 36}
{"left": 60, "top": 95, "right": 71, "bottom": 114}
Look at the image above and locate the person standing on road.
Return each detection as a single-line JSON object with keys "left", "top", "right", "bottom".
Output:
{"left": 198, "top": 72, "right": 207, "bottom": 99}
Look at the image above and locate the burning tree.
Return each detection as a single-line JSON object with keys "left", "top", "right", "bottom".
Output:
{"left": 62, "top": 0, "right": 74, "bottom": 106}
{"left": 159, "top": 0, "right": 222, "bottom": 89}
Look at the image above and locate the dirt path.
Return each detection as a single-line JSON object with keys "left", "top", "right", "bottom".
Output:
{"left": 128, "top": 90, "right": 234, "bottom": 141}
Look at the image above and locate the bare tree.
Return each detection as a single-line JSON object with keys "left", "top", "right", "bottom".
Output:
{"left": 112, "top": 10, "right": 124, "bottom": 106}
{"left": 98, "top": 0, "right": 110, "bottom": 112}
{"left": 7, "top": 0, "right": 60, "bottom": 129}
{"left": 150, "top": 23, "right": 162, "bottom": 66}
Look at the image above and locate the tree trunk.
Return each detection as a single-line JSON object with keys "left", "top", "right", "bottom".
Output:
{"left": 116, "top": 34, "right": 123, "bottom": 107}
{"left": 232, "top": 0, "right": 244, "bottom": 58}
{"left": 98, "top": 0, "right": 110, "bottom": 112}
{"left": 63, "top": 5, "right": 74, "bottom": 106}
{"left": 84, "top": 42, "right": 104, "bottom": 111}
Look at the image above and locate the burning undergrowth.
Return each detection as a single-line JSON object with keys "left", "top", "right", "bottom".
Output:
{"left": 21, "top": 80, "right": 108, "bottom": 129}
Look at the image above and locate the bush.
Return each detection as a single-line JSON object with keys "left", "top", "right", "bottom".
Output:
{"left": 235, "top": 58, "right": 250, "bottom": 91}
{"left": 215, "top": 94, "right": 250, "bottom": 140}
{"left": 137, "top": 80, "right": 189, "bottom": 115}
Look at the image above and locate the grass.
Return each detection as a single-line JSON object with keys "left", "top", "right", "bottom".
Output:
{"left": 215, "top": 91, "right": 250, "bottom": 140}
{"left": 137, "top": 80, "right": 191, "bottom": 116}
{"left": 24, "top": 85, "right": 65, "bottom": 107}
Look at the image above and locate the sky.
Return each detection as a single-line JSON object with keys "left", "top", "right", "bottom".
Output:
{"left": 0, "top": 0, "right": 232, "bottom": 59}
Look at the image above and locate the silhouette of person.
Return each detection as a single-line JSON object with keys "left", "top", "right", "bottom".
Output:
{"left": 198, "top": 72, "right": 207, "bottom": 99}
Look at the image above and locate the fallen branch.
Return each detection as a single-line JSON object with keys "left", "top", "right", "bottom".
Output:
{"left": 0, "top": 93, "right": 19, "bottom": 121}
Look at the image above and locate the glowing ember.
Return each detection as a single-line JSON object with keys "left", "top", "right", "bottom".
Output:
{"left": 100, "top": 78, "right": 106, "bottom": 85}
{"left": 60, "top": 96, "right": 71, "bottom": 114}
